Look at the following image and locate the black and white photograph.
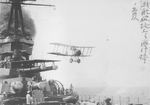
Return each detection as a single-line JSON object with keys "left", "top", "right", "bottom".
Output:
{"left": 0, "top": 0, "right": 150, "bottom": 105}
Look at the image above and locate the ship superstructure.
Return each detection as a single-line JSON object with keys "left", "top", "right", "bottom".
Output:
{"left": 0, "top": 0, "right": 54, "bottom": 78}
{"left": 0, "top": 0, "right": 79, "bottom": 105}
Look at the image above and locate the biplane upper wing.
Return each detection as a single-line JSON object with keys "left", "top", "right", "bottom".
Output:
{"left": 49, "top": 43, "right": 94, "bottom": 57}
{"left": 49, "top": 43, "right": 74, "bottom": 56}
{"left": 50, "top": 43, "right": 94, "bottom": 48}
{"left": 50, "top": 43, "right": 72, "bottom": 47}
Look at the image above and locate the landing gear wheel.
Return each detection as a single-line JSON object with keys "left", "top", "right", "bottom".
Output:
{"left": 77, "top": 59, "right": 81, "bottom": 63}
{"left": 70, "top": 58, "right": 73, "bottom": 63}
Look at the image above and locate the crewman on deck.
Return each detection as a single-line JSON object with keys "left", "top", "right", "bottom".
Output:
{"left": 26, "top": 91, "right": 32, "bottom": 105}
{"left": 1, "top": 81, "right": 10, "bottom": 96}
{"left": 105, "top": 98, "right": 112, "bottom": 105}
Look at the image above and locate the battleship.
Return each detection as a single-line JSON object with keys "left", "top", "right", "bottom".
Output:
{"left": 0, "top": 0, "right": 79, "bottom": 105}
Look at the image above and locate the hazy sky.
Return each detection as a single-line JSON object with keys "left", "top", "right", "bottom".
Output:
{"left": 23, "top": 0, "right": 150, "bottom": 88}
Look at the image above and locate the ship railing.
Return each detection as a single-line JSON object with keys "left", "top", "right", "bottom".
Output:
{"left": 0, "top": 0, "right": 9, "bottom": 3}
{"left": 18, "top": 66, "right": 40, "bottom": 71}
{"left": 18, "top": 65, "right": 58, "bottom": 71}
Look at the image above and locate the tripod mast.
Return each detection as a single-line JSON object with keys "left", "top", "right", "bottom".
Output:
{"left": 8, "top": 0, "right": 25, "bottom": 35}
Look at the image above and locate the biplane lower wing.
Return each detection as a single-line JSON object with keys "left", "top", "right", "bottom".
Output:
{"left": 48, "top": 52, "right": 90, "bottom": 57}
{"left": 79, "top": 55, "right": 90, "bottom": 57}
{"left": 48, "top": 52, "right": 69, "bottom": 56}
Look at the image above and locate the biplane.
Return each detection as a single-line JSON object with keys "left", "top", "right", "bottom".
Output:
{"left": 48, "top": 43, "right": 94, "bottom": 63}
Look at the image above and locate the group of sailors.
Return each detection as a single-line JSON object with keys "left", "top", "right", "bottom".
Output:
{"left": 26, "top": 80, "right": 46, "bottom": 105}
{"left": 0, "top": 80, "right": 45, "bottom": 105}
{"left": 0, "top": 79, "right": 76, "bottom": 105}
{"left": 79, "top": 98, "right": 112, "bottom": 105}
{"left": 26, "top": 89, "right": 44, "bottom": 105}
{"left": 25, "top": 81, "right": 74, "bottom": 105}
